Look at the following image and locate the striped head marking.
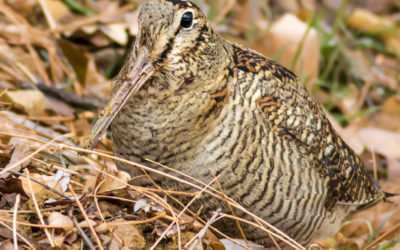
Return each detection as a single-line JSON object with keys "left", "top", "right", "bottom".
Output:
{"left": 137, "top": 0, "right": 204, "bottom": 64}
{"left": 131, "top": 0, "right": 228, "bottom": 89}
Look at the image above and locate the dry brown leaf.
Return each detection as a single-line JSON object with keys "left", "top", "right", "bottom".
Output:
{"left": 44, "top": 96, "right": 75, "bottom": 117}
{"left": 1, "top": 111, "right": 72, "bottom": 145}
{"left": 72, "top": 114, "right": 91, "bottom": 137}
{"left": 0, "top": 115, "right": 43, "bottom": 178}
{"left": 97, "top": 167, "right": 130, "bottom": 194}
{"left": 347, "top": 50, "right": 376, "bottom": 83}
{"left": 19, "top": 173, "right": 64, "bottom": 197}
{"left": 382, "top": 29, "right": 400, "bottom": 57}
{"left": 94, "top": 222, "right": 109, "bottom": 233}
{"left": 99, "top": 234, "right": 120, "bottom": 250}
{"left": 2, "top": 138, "right": 31, "bottom": 178}
{"left": 5, "top": 0, "right": 36, "bottom": 14}
{"left": 83, "top": 57, "right": 112, "bottom": 100}
{"left": 0, "top": 116, "right": 30, "bottom": 143}
{"left": 38, "top": 235, "right": 66, "bottom": 247}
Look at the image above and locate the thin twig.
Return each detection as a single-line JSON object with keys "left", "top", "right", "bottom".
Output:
{"left": 184, "top": 208, "right": 222, "bottom": 249}
{"left": 0, "top": 131, "right": 302, "bottom": 250}
{"left": 364, "top": 222, "right": 400, "bottom": 250}
{"left": 0, "top": 88, "right": 8, "bottom": 97}
{"left": 0, "top": 205, "right": 70, "bottom": 214}
{"left": 371, "top": 147, "right": 378, "bottom": 181}
{"left": 140, "top": 168, "right": 182, "bottom": 249}
{"left": 37, "top": 0, "right": 57, "bottom": 30}
{"left": 15, "top": 62, "right": 38, "bottom": 83}
{"left": 13, "top": 194, "right": 20, "bottom": 250}
{"left": 53, "top": 5, "right": 134, "bottom": 33}
{"left": 0, "top": 134, "right": 72, "bottom": 177}
{"left": 64, "top": 145, "right": 304, "bottom": 249}
{"left": 68, "top": 184, "right": 104, "bottom": 250}
{"left": 149, "top": 177, "right": 217, "bottom": 250}
{"left": 210, "top": 170, "right": 249, "bottom": 249}
{"left": 8, "top": 170, "right": 72, "bottom": 201}
{"left": 221, "top": 213, "right": 304, "bottom": 250}
{"left": 69, "top": 208, "right": 96, "bottom": 250}
{"left": 93, "top": 181, "right": 123, "bottom": 246}
{"left": 0, "top": 212, "right": 166, "bottom": 229}
{"left": 0, "top": 221, "right": 36, "bottom": 249}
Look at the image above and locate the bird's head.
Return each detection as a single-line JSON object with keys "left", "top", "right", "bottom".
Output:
{"left": 137, "top": 0, "right": 205, "bottom": 63}
{"left": 85, "top": 0, "right": 230, "bottom": 149}
{"left": 128, "top": 0, "right": 229, "bottom": 88}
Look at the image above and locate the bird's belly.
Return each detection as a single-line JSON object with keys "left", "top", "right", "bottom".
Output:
{"left": 110, "top": 100, "right": 344, "bottom": 247}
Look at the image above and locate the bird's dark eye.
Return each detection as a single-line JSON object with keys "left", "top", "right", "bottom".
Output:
{"left": 181, "top": 11, "right": 193, "bottom": 29}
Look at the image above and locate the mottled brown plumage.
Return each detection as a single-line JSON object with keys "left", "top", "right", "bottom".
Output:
{"left": 92, "top": 0, "right": 384, "bottom": 248}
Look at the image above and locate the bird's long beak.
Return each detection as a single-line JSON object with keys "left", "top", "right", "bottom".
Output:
{"left": 84, "top": 48, "right": 155, "bottom": 150}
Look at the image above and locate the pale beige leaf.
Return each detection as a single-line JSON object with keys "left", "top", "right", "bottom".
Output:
{"left": 347, "top": 8, "right": 394, "bottom": 34}
{"left": 44, "top": 0, "right": 71, "bottom": 23}
{"left": 124, "top": 10, "right": 139, "bottom": 36}
{"left": 358, "top": 128, "right": 400, "bottom": 159}
{"left": 48, "top": 212, "right": 73, "bottom": 229}
{"left": 112, "top": 219, "right": 146, "bottom": 249}
{"left": 387, "top": 158, "right": 400, "bottom": 180}
{"left": 19, "top": 174, "right": 64, "bottom": 197}
{"left": 100, "top": 23, "right": 128, "bottom": 45}
{"left": 0, "top": 240, "right": 19, "bottom": 250}
{"left": 78, "top": 219, "right": 96, "bottom": 228}
{"left": 254, "top": 13, "right": 320, "bottom": 86}
{"left": 4, "top": 90, "right": 45, "bottom": 116}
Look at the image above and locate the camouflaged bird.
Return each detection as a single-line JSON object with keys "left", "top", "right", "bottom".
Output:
{"left": 87, "top": 0, "right": 385, "bottom": 248}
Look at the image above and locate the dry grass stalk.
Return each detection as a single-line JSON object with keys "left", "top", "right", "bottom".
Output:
{"left": 68, "top": 184, "right": 104, "bottom": 250}
{"left": 24, "top": 168, "right": 55, "bottom": 247}
{"left": 12, "top": 194, "right": 20, "bottom": 250}
{"left": 0, "top": 221, "right": 36, "bottom": 249}
{"left": 67, "top": 145, "right": 305, "bottom": 249}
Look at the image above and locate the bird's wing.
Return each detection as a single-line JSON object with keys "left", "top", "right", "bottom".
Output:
{"left": 231, "top": 44, "right": 382, "bottom": 211}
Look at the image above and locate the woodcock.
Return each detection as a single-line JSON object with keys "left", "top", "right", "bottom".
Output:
{"left": 86, "top": 0, "right": 386, "bottom": 248}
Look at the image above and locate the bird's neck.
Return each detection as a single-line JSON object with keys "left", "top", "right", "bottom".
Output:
{"left": 112, "top": 37, "right": 234, "bottom": 151}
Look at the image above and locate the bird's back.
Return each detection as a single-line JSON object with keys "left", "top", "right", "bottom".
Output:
{"left": 109, "top": 0, "right": 383, "bottom": 247}
{"left": 217, "top": 43, "right": 383, "bottom": 245}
